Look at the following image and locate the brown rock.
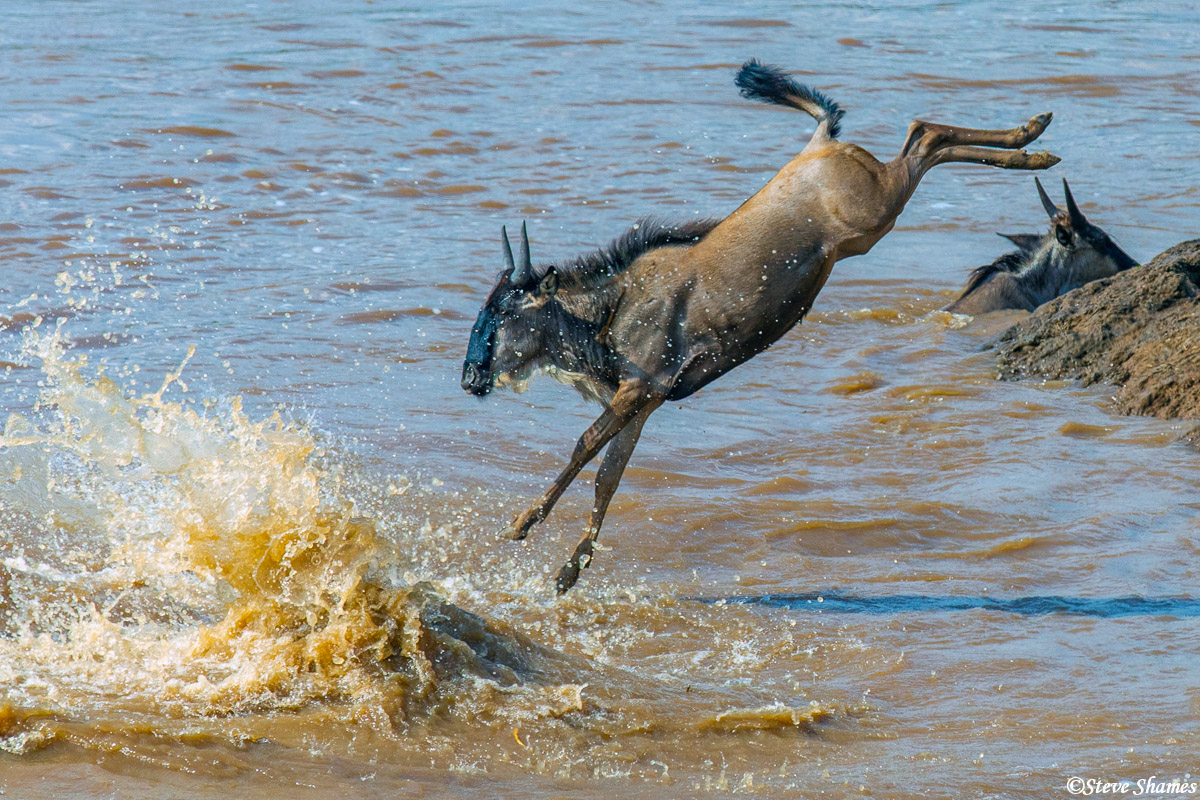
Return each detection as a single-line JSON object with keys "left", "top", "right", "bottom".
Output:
{"left": 994, "top": 239, "right": 1200, "bottom": 429}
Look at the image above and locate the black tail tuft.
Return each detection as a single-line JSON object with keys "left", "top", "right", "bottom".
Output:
{"left": 735, "top": 58, "right": 844, "bottom": 139}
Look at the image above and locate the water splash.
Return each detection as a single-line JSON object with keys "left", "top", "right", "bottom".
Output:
{"left": 0, "top": 328, "right": 575, "bottom": 753}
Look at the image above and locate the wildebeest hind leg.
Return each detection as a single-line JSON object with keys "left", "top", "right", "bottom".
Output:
{"left": 502, "top": 381, "right": 655, "bottom": 542}
{"left": 556, "top": 402, "right": 657, "bottom": 594}
{"left": 929, "top": 145, "right": 1059, "bottom": 170}
{"left": 901, "top": 113, "right": 1053, "bottom": 158}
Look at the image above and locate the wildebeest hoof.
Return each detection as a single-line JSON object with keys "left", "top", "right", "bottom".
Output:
{"left": 503, "top": 509, "right": 541, "bottom": 541}
{"left": 1016, "top": 150, "right": 1060, "bottom": 170}
{"left": 1034, "top": 151, "right": 1061, "bottom": 168}
{"left": 1026, "top": 112, "right": 1053, "bottom": 136}
{"left": 556, "top": 560, "right": 582, "bottom": 594}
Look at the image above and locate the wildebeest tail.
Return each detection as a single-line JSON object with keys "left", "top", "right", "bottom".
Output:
{"left": 735, "top": 59, "right": 844, "bottom": 140}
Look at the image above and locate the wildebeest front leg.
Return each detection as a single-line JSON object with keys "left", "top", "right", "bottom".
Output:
{"left": 502, "top": 381, "right": 653, "bottom": 541}
{"left": 555, "top": 402, "right": 657, "bottom": 594}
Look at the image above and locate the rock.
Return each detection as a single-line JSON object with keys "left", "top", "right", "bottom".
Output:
{"left": 994, "top": 239, "right": 1200, "bottom": 436}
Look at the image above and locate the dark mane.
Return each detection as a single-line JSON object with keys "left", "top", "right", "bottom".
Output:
{"left": 536, "top": 217, "right": 720, "bottom": 287}
{"left": 956, "top": 250, "right": 1027, "bottom": 300}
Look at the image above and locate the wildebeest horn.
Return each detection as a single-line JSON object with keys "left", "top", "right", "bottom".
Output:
{"left": 508, "top": 220, "right": 532, "bottom": 286}
{"left": 501, "top": 225, "right": 516, "bottom": 272}
{"left": 1035, "top": 177, "right": 1059, "bottom": 221}
{"left": 1061, "top": 179, "right": 1088, "bottom": 228}
{"left": 511, "top": 220, "right": 533, "bottom": 286}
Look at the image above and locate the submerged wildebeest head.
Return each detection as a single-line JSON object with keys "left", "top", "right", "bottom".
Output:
{"left": 944, "top": 178, "right": 1137, "bottom": 315}
{"left": 462, "top": 223, "right": 560, "bottom": 397}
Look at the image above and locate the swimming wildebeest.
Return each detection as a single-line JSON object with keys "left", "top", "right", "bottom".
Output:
{"left": 943, "top": 177, "right": 1137, "bottom": 315}
{"left": 462, "top": 59, "right": 1059, "bottom": 594}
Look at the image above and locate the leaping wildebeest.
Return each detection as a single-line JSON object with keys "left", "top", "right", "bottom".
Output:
{"left": 462, "top": 59, "right": 1060, "bottom": 594}
{"left": 943, "top": 177, "right": 1137, "bottom": 315}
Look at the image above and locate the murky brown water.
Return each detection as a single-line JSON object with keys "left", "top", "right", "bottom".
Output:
{"left": 2, "top": 2, "right": 1199, "bottom": 798}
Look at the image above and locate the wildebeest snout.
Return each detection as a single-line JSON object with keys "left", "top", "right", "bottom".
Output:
{"left": 461, "top": 362, "right": 492, "bottom": 396}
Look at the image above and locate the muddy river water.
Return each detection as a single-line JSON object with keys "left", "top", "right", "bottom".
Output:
{"left": 1, "top": 2, "right": 1198, "bottom": 798}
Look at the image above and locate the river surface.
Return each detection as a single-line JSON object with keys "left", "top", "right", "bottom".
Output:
{"left": 1, "top": 2, "right": 1198, "bottom": 798}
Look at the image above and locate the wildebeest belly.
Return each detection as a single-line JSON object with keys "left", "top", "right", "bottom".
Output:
{"left": 663, "top": 252, "right": 834, "bottom": 400}
{"left": 609, "top": 243, "right": 834, "bottom": 400}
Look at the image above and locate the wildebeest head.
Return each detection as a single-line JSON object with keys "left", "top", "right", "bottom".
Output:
{"left": 1035, "top": 177, "right": 1137, "bottom": 280}
{"left": 461, "top": 222, "right": 559, "bottom": 396}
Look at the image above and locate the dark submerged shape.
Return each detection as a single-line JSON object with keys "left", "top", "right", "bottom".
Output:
{"left": 944, "top": 178, "right": 1138, "bottom": 315}
{"left": 463, "top": 59, "right": 1059, "bottom": 594}
{"left": 710, "top": 592, "right": 1200, "bottom": 618}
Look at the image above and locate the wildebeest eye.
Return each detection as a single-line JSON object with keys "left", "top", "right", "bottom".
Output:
{"left": 498, "top": 290, "right": 525, "bottom": 313}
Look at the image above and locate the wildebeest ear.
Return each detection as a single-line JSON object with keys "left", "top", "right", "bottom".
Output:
{"left": 998, "top": 232, "right": 1042, "bottom": 252}
{"left": 1055, "top": 223, "right": 1073, "bottom": 248}
{"left": 538, "top": 268, "right": 559, "bottom": 297}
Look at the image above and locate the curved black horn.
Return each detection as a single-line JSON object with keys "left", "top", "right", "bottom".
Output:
{"left": 1035, "top": 177, "right": 1059, "bottom": 221}
{"left": 1062, "top": 179, "right": 1088, "bottom": 228}
{"left": 512, "top": 220, "right": 533, "bottom": 285}
{"left": 501, "top": 225, "right": 516, "bottom": 272}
